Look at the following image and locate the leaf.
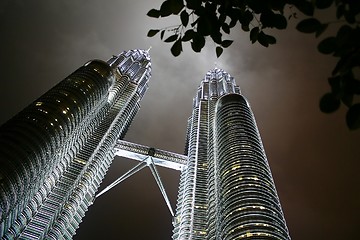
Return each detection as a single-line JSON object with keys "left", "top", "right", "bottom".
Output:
{"left": 239, "top": 10, "right": 253, "bottom": 30}
{"left": 182, "top": 29, "right": 194, "bottom": 41}
{"left": 219, "top": 14, "right": 226, "bottom": 25}
{"left": 239, "top": 10, "right": 254, "bottom": 25}
{"left": 315, "top": 0, "right": 334, "bottom": 9}
{"left": 243, "top": 10, "right": 254, "bottom": 23}
{"left": 197, "top": 16, "right": 212, "bottom": 36}
{"left": 226, "top": 7, "right": 241, "bottom": 24}
{"left": 164, "top": 34, "right": 178, "bottom": 42}
{"left": 258, "top": 31, "right": 269, "bottom": 47}
{"left": 241, "top": 24, "right": 250, "bottom": 32}
{"left": 273, "top": 14, "right": 287, "bottom": 29}
{"left": 221, "top": 40, "right": 233, "bottom": 48}
{"left": 296, "top": 18, "right": 322, "bottom": 33}
{"left": 169, "top": 0, "right": 184, "bottom": 15}
{"left": 315, "top": 24, "right": 328, "bottom": 37}
{"left": 194, "top": 4, "right": 205, "bottom": 16}
{"left": 211, "top": 32, "right": 222, "bottom": 44}
{"left": 257, "top": 31, "right": 276, "bottom": 47}
{"left": 319, "top": 92, "right": 340, "bottom": 113}
{"left": 229, "top": 18, "right": 237, "bottom": 28}
{"left": 160, "top": 0, "right": 173, "bottom": 17}
{"left": 191, "top": 18, "right": 199, "bottom": 27}
{"left": 147, "top": 9, "right": 161, "bottom": 18}
{"left": 318, "top": 37, "right": 336, "bottom": 54}
{"left": 247, "top": 0, "right": 267, "bottom": 13}
{"left": 260, "top": 11, "right": 287, "bottom": 30}
{"left": 171, "top": 39, "right": 182, "bottom": 57}
{"left": 346, "top": 104, "right": 360, "bottom": 130}
{"left": 266, "top": 34, "right": 276, "bottom": 44}
{"left": 294, "top": 0, "right": 314, "bottom": 16}
{"left": 222, "top": 23, "right": 230, "bottom": 34}
{"left": 269, "top": 0, "right": 287, "bottom": 12}
{"left": 147, "top": 29, "right": 160, "bottom": 37}
{"left": 191, "top": 33, "right": 205, "bottom": 52}
{"left": 180, "top": 10, "right": 189, "bottom": 27}
{"left": 260, "top": 11, "right": 272, "bottom": 28}
{"left": 250, "top": 27, "right": 259, "bottom": 43}
{"left": 186, "top": 0, "right": 202, "bottom": 10}
{"left": 216, "top": 46, "right": 223, "bottom": 58}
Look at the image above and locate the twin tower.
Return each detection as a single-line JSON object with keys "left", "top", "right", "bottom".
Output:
{"left": 0, "top": 49, "right": 290, "bottom": 239}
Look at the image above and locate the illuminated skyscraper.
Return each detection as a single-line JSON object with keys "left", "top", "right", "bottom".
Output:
{"left": 0, "top": 49, "right": 151, "bottom": 239}
{"left": 0, "top": 50, "right": 290, "bottom": 239}
{"left": 102, "top": 68, "right": 291, "bottom": 239}
{"left": 172, "top": 69, "right": 290, "bottom": 239}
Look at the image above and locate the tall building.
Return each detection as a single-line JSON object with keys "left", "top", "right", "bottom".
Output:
{"left": 0, "top": 49, "right": 290, "bottom": 239}
{"left": 0, "top": 49, "right": 151, "bottom": 239}
{"left": 172, "top": 69, "right": 290, "bottom": 239}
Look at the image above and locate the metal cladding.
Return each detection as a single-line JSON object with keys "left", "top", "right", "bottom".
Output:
{"left": 172, "top": 69, "right": 291, "bottom": 239}
{"left": 0, "top": 49, "right": 151, "bottom": 239}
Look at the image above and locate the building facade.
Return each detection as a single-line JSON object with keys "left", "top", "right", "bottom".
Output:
{"left": 172, "top": 69, "right": 290, "bottom": 239}
{"left": 0, "top": 49, "right": 151, "bottom": 239}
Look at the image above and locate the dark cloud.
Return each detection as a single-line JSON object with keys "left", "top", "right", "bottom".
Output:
{"left": 1, "top": 1, "right": 359, "bottom": 239}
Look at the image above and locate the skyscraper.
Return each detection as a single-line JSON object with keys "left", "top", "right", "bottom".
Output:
{"left": 172, "top": 69, "right": 290, "bottom": 239}
{"left": 0, "top": 49, "right": 290, "bottom": 239}
{"left": 0, "top": 49, "right": 151, "bottom": 239}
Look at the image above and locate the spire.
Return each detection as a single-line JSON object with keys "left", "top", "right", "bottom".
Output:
{"left": 193, "top": 69, "right": 241, "bottom": 107}
{"left": 107, "top": 49, "right": 151, "bottom": 69}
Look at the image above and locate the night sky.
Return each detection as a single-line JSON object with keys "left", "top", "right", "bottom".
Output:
{"left": 1, "top": 1, "right": 359, "bottom": 239}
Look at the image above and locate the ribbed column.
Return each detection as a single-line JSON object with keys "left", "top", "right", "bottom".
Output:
{"left": 0, "top": 60, "right": 113, "bottom": 238}
{"left": 206, "top": 99, "right": 218, "bottom": 240}
{"left": 192, "top": 101, "right": 209, "bottom": 239}
{"left": 214, "top": 94, "right": 290, "bottom": 239}
{"left": 0, "top": 49, "right": 152, "bottom": 239}
{"left": 45, "top": 83, "right": 141, "bottom": 239}
{"left": 172, "top": 107, "right": 199, "bottom": 240}
{"left": 173, "top": 68, "right": 290, "bottom": 239}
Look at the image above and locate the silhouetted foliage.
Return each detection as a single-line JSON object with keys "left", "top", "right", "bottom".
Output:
{"left": 147, "top": 0, "right": 360, "bottom": 130}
